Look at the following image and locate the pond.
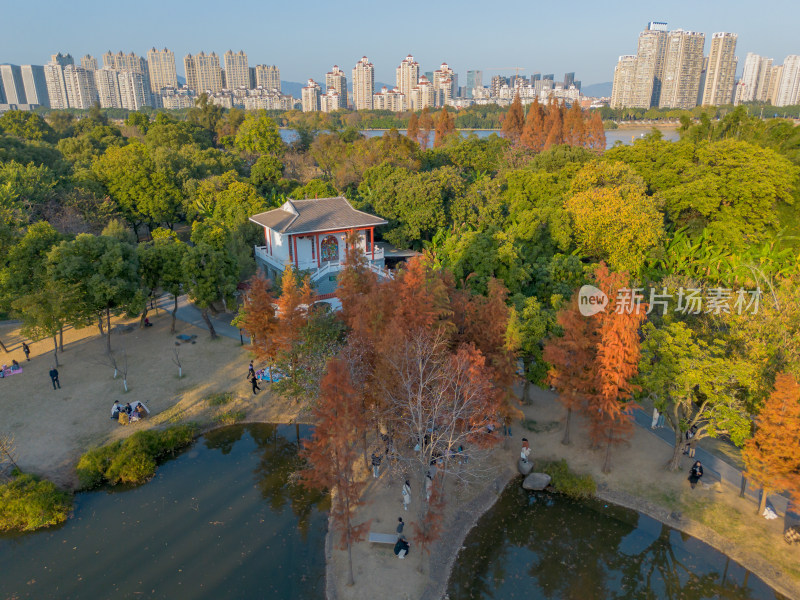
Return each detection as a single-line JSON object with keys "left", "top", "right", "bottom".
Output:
{"left": 447, "top": 481, "right": 786, "bottom": 599}
{"left": 0, "top": 424, "right": 329, "bottom": 600}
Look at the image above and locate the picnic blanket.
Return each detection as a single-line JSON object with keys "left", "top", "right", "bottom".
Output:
{"left": 0, "top": 366, "right": 23, "bottom": 378}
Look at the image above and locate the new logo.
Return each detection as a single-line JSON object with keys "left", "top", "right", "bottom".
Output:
{"left": 578, "top": 285, "right": 608, "bottom": 316}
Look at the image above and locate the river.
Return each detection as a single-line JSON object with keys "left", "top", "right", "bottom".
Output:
{"left": 278, "top": 127, "right": 679, "bottom": 149}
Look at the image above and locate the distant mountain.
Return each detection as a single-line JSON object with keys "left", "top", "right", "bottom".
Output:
{"left": 177, "top": 75, "right": 186, "bottom": 86}
{"left": 281, "top": 80, "right": 395, "bottom": 98}
{"left": 581, "top": 82, "right": 612, "bottom": 98}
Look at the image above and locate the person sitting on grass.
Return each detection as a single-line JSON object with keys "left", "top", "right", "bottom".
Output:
{"left": 111, "top": 401, "right": 124, "bottom": 420}
{"left": 11, "top": 359, "right": 21, "bottom": 371}
{"left": 134, "top": 404, "right": 147, "bottom": 420}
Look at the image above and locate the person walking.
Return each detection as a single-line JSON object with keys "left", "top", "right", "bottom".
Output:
{"left": 688, "top": 461, "right": 703, "bottom": 489}
{"left": 249, "top": 372, "right": 260, "bottom": 395}
{"left": 371, "top": 451, "right": 382, "bottom": 478}
{"left": 402, "top": 479, "right": 411, "bottom": 511}
{"left": 22, "top": 342, "right": 30, "bottom": 361}
{"left": 49, "top": 367, "right": 60, "bottom": 390}
{"left": 396, "top": 517, "right": 404, "bottom": 537}
{"left": 651, "top": 408, "right": 659, "bottom": 429}
{"left": 247, "top": 361, "right": 255, "bottom": 379}
{"left": 425, "top": 472, "right": 433, "bottom": 501}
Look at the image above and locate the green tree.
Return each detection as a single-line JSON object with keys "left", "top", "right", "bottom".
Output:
{"left": 234, "top": 110, "right": 284, "bottom": 157}
{"left": 0, "top": 111, "right": 56, "bottom": 142}
{"left": 47, "top": 233, "right": 143, "bottom": 353}
{"left": 182, "top": 240, "right": 238, "bottom": 339}
{"left": 639, "top": 321, "right": 752, "bottom": 470}
{"left": 507, "top": 295, "right": 552, "bottom": 402}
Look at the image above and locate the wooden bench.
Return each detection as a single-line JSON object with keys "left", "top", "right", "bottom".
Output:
{"left": 368, "top": 532, "right": 398, "bottom": 544}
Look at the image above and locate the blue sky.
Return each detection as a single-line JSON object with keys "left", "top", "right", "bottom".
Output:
{"left": 3, "top": 0, "right": 799, "bottom": 85}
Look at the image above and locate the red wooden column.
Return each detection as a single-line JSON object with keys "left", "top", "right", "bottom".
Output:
{"left": 293, "top": 235, "right": 298, "bottom": 269}
{"left": 370, "top": 227, "right": 374, "bottom": 260}
{"left": 316, "top": 233, "right": 321, "bottom": 267}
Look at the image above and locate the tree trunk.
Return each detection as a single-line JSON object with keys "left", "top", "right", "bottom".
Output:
{"left": 201, "top": 308, "right": 217, "bottom": 339}
{"left": 0, "top": 338, "right": 7, "bottom": 353}
{"left": 561, "top": 407, "right": 572, "bottom": 445}
{"left": 757, "top": 488, "right": 767, "bottom": 515}
{"left": 667, "top": 428, "right": 684, "bottom": 471}
{"left": 171, "top": 295, "right": 178, "bottom": 334}
{"left": 59, "top": 327, "right": 64, "bottom": 352}
{"left": 106, "top": 307, "right": 112, "bottom": 354}
{"left": 346, "top": 541, "right": 355, "bottom": 586}
{"left": 739, "top": 475, "right": 747, "bottom": 498}
{"left": 52, "top": 335, "right": 59, "bottom": 367}
{"left": 140, "top": 305, "right": 148, "bottom": 328}
{"left": 98, "top": 314, "right": 105, "bottom": 336}
{"left": 602, "top": 438, "right": 613, "bottom": 473}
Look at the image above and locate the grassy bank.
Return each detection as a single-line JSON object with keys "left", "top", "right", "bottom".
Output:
{"left": 0, "top": 470, "right": 72, "bottom": 532}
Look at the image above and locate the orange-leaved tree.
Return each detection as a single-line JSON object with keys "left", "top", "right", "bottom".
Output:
{"left": 301, "top": 357, "right": 371, "bottom": 586}
{"left": 237, "top": 271, "right": 279, "bottom": 373}
{"left": 520, "top": 97, "right": 546, "bottom": 152}
{"left": 274, "top": 266, "right": 314, "bottom": 377}
{"left": 411, "top": 472, "right": 447, "bottom": 573}
{"left": 502, "top": 92, "right": 525, "bottom": 144}
{"left": 586, "top": 110, "right": 606, "bottom": 152}
{"left": 418, "top": 107, "right": 434, "bottom": 150}
{"left": 743, "top": 372, "right": 800, "bottom": 514}
{"left": 543, "top": 293, "right": 599, "bottom": 445}
{"left": 543, "top": 99, "right": 565, "bottom": 149}
{"left": 434, "top": 106, "right": 456, "bottom": 148}
{"left": 589, "top": 263, "right": 647, "bottom": 473}
{"left": 406, "top": 112, "right": 420, "bottom": 145}
{"left": 563, "top": 102, "right": 586, "bottom": 147}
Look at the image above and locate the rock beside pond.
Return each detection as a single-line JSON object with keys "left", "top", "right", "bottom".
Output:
{"left": 518, "top": 460, "right": 533, "bottom": 475}
{"left": 522, "top": 472, "right": 551, "bottom": 491}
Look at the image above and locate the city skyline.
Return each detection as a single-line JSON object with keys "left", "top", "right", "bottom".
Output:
{"left": 4, "top": 0, "right": 800, "bottom": 85}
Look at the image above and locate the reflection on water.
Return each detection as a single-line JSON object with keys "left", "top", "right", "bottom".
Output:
{"left": 448, "top": 481, "right": 785, "bottom": 600}
{"left": 0, "top": 424, "right": 329, "bottom": 600}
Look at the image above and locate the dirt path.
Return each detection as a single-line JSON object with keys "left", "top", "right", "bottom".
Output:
{"left": 0, "top": 314, "right": 302, "bottom": 489}
{"left": 326, "top": 385, "right": 800, "bottom": 600}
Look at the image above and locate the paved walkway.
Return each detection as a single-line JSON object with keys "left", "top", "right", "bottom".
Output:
{"left": 151, "top": 294, "right": 249, "bottom": 344}
{"left": 632, "top": 407, "right": 794, "bottom": 519}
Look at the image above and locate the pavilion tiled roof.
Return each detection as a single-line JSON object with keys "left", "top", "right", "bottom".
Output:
{"left": 249, "top": 197, "right": 387, "bottom": 235}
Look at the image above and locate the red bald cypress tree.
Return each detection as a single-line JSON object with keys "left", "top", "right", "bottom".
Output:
{"left": 301, "top": 358, "right": 371, "bottom": 586}
{"left": 238, "top": 271, "right": 279, "bottom": 370}
{"left": 743, "top": 373, "right": 800, "bottom": 514}
{"left": 543, "top": 99, "right": 565, "bottom": 149}
{"left": 434, "top": 106, "right": 456, "bottom": 148}
{"left": 563, "top": 102, "right": 586, "bottom": 147}
{"left": 502, "top": 93, "right": 525, "bottom": 144}
{"left": 586, "top": 110, "right": 606, "bottom": 153}
{"left": 520, "top": 97, "right": 546, "bottom": 152}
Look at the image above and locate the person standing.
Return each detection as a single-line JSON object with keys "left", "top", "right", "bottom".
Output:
{"left": 651, "top": 408, "right": 659, "bottom": 429}
{"left": 371, "top": 451, "right": 382, "bottom": 478}
{"left": 247, "top": 361, "right": 255, "bottom": 379}
{"left": 22, "top": 342, "right": 30, "bottom": 361}
{"left": 520, "top": 438, "right": 531, "bottom": 463}
{"left": 425, "top": 472, "right": 433, "bottom": 501}
{"left": 49, "top": 367, "right": 60, "bottom": 390}
{"left": 688, "top": 461, "right": 703, "bottom": 489}
{"left": 402, "top": 480, "right": 411, "bottom": 511}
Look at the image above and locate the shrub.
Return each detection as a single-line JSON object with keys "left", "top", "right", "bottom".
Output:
{"left": 536, "top": 459, "right": 596, "bottom": 499}
{"left": 213, "top": 410, "right": 246, "bottom": 426}
{"left": 0, "top": 472, "right": 73, "bottom": 532}
{"left": 206, "top": 392, "right": 233, "bottom": 407}
{"left": 76, "top": 424, "right": 198, "bottom": 489}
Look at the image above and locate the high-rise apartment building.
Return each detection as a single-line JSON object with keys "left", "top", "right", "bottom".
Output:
{"left": 63, "top": 65, "right": 98, "bottom": 109}
{"left": 320, "top": 89, "right": 343, "bottom": 113}
{"left": 776, "top": 55, "right": 800, "bottom": 107}
{"left": 102, "top": 51, "right": 152, "bottom": 105}
{"left": 433, "top": 63, "right": 456, "bottom": 106}
{"left": 80, "top": 55, "right": 98, "bottom": 71}
{"left": 410, "top": 75, "right": 435, "bottom": 110}
{"left": 766, "top": 65, "right": 784, "bottom": 104}
{"left": 0, "top": 65, "right": 27, "bottom": 104}
{"left": 610, "top": 22, "right": 668, "bottom": 108}
{"left": 465, "top": 70, "right": 483, "bottom": 98}
{"left": 301, "top": 79, "right": 321, "bottom": 112}
{"left": 563, "top": 72, "right": 576, "bottom": 88}
{"left": 20, "top": 65, "right": 49, "bottom": 107}
{"left": 610, "top": 55, "right": 638, "bottom": 108}
{"left": 224, "top": 50, "right": 249, "bottom": 89}
{"left": 352, "top": 56, "right": 374, "bottom": 110}
{"left": 373, "top": 87, "right": 406, "bottom": 112}
{"left": 50, "top": 53, "right": 74, "bottom": 67}
{"left": 118, "top": 70, "right": 149, "bottom": 110}
{"left": 254, "top": 65, "right": 280, "bottom": 91}
{"left": 147, "top": 48, "right": 178, "bottom": 95}
{"left": 325, "top": 65, "right": 347, "bottom": 109}
{"left": 396, "top": 55, "right": 419, "bottom": 98}
{"left": 185, "top": 52, "right": 224, "bottom": 94}
{"left": 735, "top": 53, "right": 773, "bottom": 104}
{"left": 659, "top": 29, "right": 706, "bottom": 109}
{"left": 701, "top": 32, "right": 737, "bottom": 106}
{"left": 95, "top": 67, "right": 122, "bottom": 108}
{"left": 44, "top": 63, "right": 68, "bottom": 109}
